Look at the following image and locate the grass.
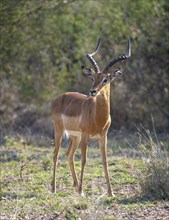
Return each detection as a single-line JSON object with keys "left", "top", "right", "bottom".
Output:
{"left": 0, "top": 134, "right": 168, "bottom": 219}
{"left": 135, "top": 125, "right": 169, "bottom": 200}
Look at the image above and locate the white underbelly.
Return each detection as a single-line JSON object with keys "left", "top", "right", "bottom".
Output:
{"left": 66, "top": 130, "right": 101, "bottom": 140}
{"left": 90, "top": 134, "right": 101, "bottom": 139}
{"left": 62, "top": 115, "right": 101, "bottom": 140}
{"left": 62, "top": 115, "right": 81, "bottom": 131}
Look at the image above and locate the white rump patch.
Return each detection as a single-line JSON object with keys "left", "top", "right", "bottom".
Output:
{"left": 66, "top": 130, "right": 82, "bottom": 138}
{"left": 63, "top": 130, "right": 70, "bottom": 140}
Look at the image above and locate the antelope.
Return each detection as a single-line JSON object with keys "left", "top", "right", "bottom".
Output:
{"left": 51, "top": 38, "right": 131, "bottom": 197}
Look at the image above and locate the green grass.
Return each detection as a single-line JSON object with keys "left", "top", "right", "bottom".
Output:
{"left": 0, "top": 136, "right": 168, "bottom": 219}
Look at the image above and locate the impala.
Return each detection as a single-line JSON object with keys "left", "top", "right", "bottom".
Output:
{"left": 51, "top": 38, "right": 131, "bottom": 197}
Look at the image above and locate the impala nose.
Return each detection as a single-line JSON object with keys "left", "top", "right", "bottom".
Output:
{"left": 89, "top": 89, "right": 97, "bottom": 97}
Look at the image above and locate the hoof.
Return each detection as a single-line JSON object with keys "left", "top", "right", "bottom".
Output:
{"left": 51, "top": 182, "right": 56, "bottom": 193}
{"left": 52, "top": 189, "right": 56, "bottom": 193}
{"left": 79, "top": 191, "right": 85, "bottom": 197}
{"left": 76, "top": 187, "right": 84, "bottom": 197}
{"left": 73, "top": 182, "right": 79, "bottom": 188}
{"left": 51, "top": 187, "right": 56, "bottom": 193}
{"left": 108, "top": 192, "right": 115, "bottom": 197}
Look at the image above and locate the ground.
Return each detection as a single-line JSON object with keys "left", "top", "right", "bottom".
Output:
{"left": 0, "top": 136, "right": 169, "bottom": 220}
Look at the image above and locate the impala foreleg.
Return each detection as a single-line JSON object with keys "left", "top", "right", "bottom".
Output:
{"left": 99, "top": 136, "right": 115, "bottom": 197}
{"left": 66, "top": 136, "right": 80, "bottom": 191}
{"left": 78, "top": 134, "right": 88, "bottom": 196}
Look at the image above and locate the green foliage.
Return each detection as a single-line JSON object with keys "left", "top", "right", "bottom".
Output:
{"left": 1, "top": 0, "right": 169, "bottom": 129}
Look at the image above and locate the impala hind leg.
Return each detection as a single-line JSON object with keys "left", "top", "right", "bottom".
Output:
{"left": 66, "top": 136, "right": 80, "bottom": 192}
{"left": 99, "top": 136, "right": 115, "bottom": 197}
{"left": 52, "top": 122, "right": 63, "bottom": 193}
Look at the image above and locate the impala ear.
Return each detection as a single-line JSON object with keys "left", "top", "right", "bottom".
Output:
{"left": 110, "top": 69, "right": 122, "bottom": 79}
{"left": 82, "top": 66, "right": 94, "bottom": 79}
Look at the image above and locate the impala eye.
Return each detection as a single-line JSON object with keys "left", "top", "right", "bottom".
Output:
{"left": 102, "top": 78, "right": 108, "bottom": 84}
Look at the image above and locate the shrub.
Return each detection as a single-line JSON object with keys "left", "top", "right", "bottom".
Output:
{"left": 137, "top": 124, "right": 169, "bottom": 200}
{"left": 140, "top": 154, "right": 169, "bottom": 199}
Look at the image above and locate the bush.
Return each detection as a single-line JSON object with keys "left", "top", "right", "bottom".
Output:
{"left": 137, "top": 125, "right": 169, "bottom": 200}
{"left": 140, "top": 155, "right": 169, "bottom": 200}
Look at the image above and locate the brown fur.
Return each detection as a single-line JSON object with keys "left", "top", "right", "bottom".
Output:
{"left": 51, "top": 41, "right": 129, "bottom": 197}
{"left": 51, "top": 82, "right": 114, "bottom": 196}
{"left": 52, "top": 92, "right": 87, "bottom": 117}
{"left": 52, "top": 84, "right": 111, "bottom": 137}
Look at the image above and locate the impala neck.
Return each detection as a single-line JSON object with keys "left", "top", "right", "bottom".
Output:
{"left": 95, "top": 84, "right": 110, "bottom": 124}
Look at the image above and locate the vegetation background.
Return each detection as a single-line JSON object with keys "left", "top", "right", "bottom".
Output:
{"left": 0, "top": 1, "right": 169, "bottom": 219}
{"left": 1, "top": 0, "right": 169, "bottom": 136}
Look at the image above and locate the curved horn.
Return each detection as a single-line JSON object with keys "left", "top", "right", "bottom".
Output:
{"left": 86, "top": 38, "right": 101, "bottom": 73}
{"left": 103, "top": 38, "right": 131, "bottom": 74}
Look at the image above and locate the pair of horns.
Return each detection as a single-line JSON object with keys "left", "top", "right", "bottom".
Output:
{"left": 87, "top": 38, "right": 131, "bottom": 73}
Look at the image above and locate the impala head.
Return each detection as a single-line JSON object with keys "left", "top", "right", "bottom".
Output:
{"left": 82, "top": 38, "right": 131, "bottom": 97}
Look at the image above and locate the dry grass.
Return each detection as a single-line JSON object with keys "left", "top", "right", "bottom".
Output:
{"left": 0, "top": 132, "right": 169, "bottom": 219}
{"left": 135, "top": 123, "right": 169, "bottom": 200}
